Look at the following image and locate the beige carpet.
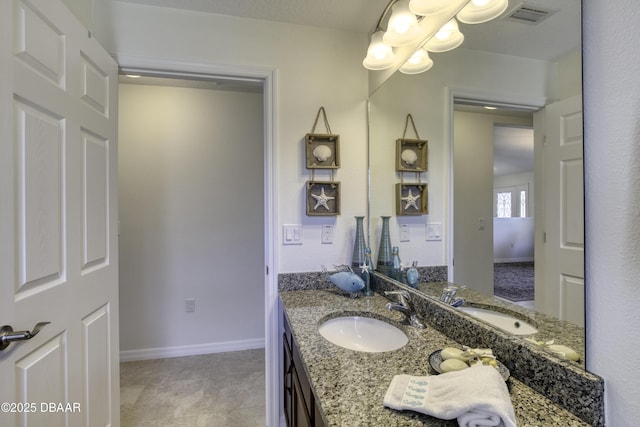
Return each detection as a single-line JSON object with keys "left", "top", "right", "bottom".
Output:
{"left": 120, "top": 349, "right": 265, "bottom": 426}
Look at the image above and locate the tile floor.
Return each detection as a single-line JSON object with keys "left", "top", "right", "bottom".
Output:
{"left": 120, "top": 349, "right": 266, "bottom": 427}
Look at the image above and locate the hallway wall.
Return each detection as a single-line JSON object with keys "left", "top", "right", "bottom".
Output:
{"left": 118, "top": 83, "right": 264, "bottom": 358}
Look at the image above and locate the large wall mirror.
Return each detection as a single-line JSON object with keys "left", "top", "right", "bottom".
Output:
{"left": 368, "top": 0, "right": 585, "bottom": 367}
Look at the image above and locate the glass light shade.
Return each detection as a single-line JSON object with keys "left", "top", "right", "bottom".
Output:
{"left": 399, "top": 48, "right": 433, "bottom": 74}
{"left": 457, "top": 0, "right": 509, "bottom": 24}
{"left": 383, "top": 0, "right": 421, "bottom": 47}
{"left": 424, "top": 19, "right": 464, "bottom": 52}
{"left": 363, "top": 31, "right": 395, "bottom": 70}
{"left": 409, "top": 0, "right": 450, "bottom": 16}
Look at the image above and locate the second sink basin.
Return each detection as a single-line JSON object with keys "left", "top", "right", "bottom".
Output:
{"left": 458, "top": 306, "right": 538, "bottom": 336}
{"left": 318, "top": 315, "right": 408, "bottom": 353}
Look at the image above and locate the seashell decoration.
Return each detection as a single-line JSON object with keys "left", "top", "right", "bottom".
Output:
{"left": 313, "top": 144, "right": 332, "bottom": 162}
{"left": 401, "top": 149, "right": 418, "bottom": 165}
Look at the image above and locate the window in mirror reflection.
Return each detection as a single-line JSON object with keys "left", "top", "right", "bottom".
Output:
{"left": 494, "top": 186, "right": 527, "bottom": 218}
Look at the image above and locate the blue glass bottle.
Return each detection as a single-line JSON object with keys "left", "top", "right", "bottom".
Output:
{"left": 363, "top": 247, "right": 374, "bottom": 296}
{"left": 391, "top": 246, "right": 402, "bottom": 282}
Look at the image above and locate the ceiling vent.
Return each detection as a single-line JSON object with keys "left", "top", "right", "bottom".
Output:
{"left": 504, "top": 4, "right": 555, "bottom": 24}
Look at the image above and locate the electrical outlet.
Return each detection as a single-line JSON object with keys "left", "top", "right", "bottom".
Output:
{"left": 321, "top": 224, "right": 333, "bottom": 244}
{"left": 185, "top": 298, "right": 195, "bottom": 313}
{"left": 399, "top": 224, "right": 410, "bottom": 242}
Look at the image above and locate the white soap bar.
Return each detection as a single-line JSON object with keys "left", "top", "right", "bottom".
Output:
{"left": 440, "top": 358, "right": 469, "bottom": 372}
{"left": 548, "top": 344, "right": 580, "bottom": 361}
{"left": 440, "top": 347, "right": 469, "bottom": 362}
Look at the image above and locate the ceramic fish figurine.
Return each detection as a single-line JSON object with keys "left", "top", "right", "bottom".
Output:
{"left": 328, "top": 271, "right": 365, "bottom": 297}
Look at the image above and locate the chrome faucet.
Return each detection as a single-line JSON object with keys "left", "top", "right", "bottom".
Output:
{"left": 440, "top": 285, "right": 465, "bottom": 307}
{"left": 384, "top": 290, "right": 425, "bottom": 329}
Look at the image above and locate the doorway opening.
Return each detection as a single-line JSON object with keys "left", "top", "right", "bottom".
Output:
{"left": 116, "top": 64, "right": 278, "bottom": 426}
{"left": 452, "top": 98, "right": 537, "bottom": 307}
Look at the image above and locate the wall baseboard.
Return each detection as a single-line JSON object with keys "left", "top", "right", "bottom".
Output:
{"left": 494, "top": 257, "right": 534, "bottom": 264}
{"left": 120, "top": 338, "right": 265, "bottom": 362}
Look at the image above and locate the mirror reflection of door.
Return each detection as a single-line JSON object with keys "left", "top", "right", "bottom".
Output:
{"left": 535, "top": 95, "right": 584, "bottom": 326}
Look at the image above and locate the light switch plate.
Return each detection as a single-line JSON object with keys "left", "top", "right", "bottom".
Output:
{"left": 283, "top": 224, "right": 302, "bottom": 245}
{"left": 426, "top": 223, "right": 442, "bottom": 241}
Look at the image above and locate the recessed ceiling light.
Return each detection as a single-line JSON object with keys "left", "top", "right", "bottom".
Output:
{"left": 484, "top": 106, "right": 497, "bottom": 110}
{"left": 125, "top": 74, "right": 141, "bottom": 78}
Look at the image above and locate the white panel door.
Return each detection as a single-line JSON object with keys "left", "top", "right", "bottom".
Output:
{"left": 0, "top": 1, "right": 119, "bottom": 426}
{"left": 537, "top": 95, "right": 584, "bottom": 326}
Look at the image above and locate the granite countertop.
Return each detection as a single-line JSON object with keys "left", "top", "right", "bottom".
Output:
{"left": 414, "top": 281, "right": 585, "bottom": 368}
{"left": 280, "top": 289, "right": 589, "bottom": 427}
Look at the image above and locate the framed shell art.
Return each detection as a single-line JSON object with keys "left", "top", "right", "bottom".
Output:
{"left": 396, "top": 138, "right": 428, "bottom": 172}
{"left": 306, "top": 181, "right": 340, "bottom": 216}
{"left": 305, "top": 133, "right": 340, "bottom": 169}
{"left": 396, "top": 183, "right": 428, "bottom": 216}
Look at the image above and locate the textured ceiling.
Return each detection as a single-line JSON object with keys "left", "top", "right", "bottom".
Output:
{"left": 114, "top": 0, "right": 581, "bottom": 61}
{"left": 113, "top": 0, "right": 390, "bottom": 34}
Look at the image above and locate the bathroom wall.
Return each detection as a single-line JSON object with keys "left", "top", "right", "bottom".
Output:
{"left": 584, "top": 0, "right": 640, "bottom": 425}
{"left": 118, "top": 83, "right": 264, "bottom": 358}
{"left": 93, "top": 1, "right": 370, "bottom": 275}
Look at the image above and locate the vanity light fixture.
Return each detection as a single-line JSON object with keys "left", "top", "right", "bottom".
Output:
{"left": 383, "top": 0, "right": 421, "bottom": 46}
{"left": 363, "top": 0, "right": 505, "bottom": 73}
{"left": 424, "top": 19, "right": 464, "bottom": 53}
{"left": 399, "top": 47, "right": 433, "bottom": 74}
{"left": 457, "top": 0, "right": 509, "bottom": 24}
{"left": 363, "top": 30, "right": 397, "bottom": 70}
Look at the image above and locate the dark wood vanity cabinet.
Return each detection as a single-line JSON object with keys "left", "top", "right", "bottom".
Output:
{"left": 283, "top": 315, "right": 326, "bottom": 427}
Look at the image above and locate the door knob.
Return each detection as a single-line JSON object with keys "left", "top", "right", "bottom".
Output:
{"left": 0, "top": 322, "right": 50, "bottom": 351}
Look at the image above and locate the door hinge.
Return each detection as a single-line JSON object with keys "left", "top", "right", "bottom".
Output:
{"left": 266, "top": 265, "right": 269, "bottom": 275}
{"left": 543, "top": 232, "right": 546, "bottom": 243}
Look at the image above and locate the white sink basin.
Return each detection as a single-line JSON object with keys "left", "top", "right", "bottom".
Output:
{"left": 318, "top": 316, "right": 408, "bottom": 353}
{"left": 457, "top": 306, "right": 538, "bottom": 336}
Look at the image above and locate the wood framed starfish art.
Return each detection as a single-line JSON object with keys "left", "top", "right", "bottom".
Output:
{"left": 306, "top": 181, "right": 340, "bottom": 216}
{"left": 396, "top": 183, "right": 428, "bottom": 216}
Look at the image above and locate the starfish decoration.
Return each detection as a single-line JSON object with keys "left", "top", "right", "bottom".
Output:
{"left": 402, "top": 188, "right": 420, "bottom": 210}
{"left": 360, "top": 263, "right": 370, "bottom": 274}
{"left": 311, "top": 187, "right": 334, "bottom": 210}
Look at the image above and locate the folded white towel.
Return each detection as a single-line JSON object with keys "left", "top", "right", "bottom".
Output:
{"left": 383, "top": 365, "right": 517, "bottom": 427}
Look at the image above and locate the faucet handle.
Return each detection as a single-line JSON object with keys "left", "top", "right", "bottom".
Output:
{"left": 440, "top": 285, "right": 466, "bottom": 303}
{"left": 384, "top": 290, "right": 410, "bottom": 300}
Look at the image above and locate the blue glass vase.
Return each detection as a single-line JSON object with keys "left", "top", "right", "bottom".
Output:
{"left": 351, "top": 216, "right": 367, "bottom": 277}
{"left": 376, "top": 216, "right": 393, "bottom": 276}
